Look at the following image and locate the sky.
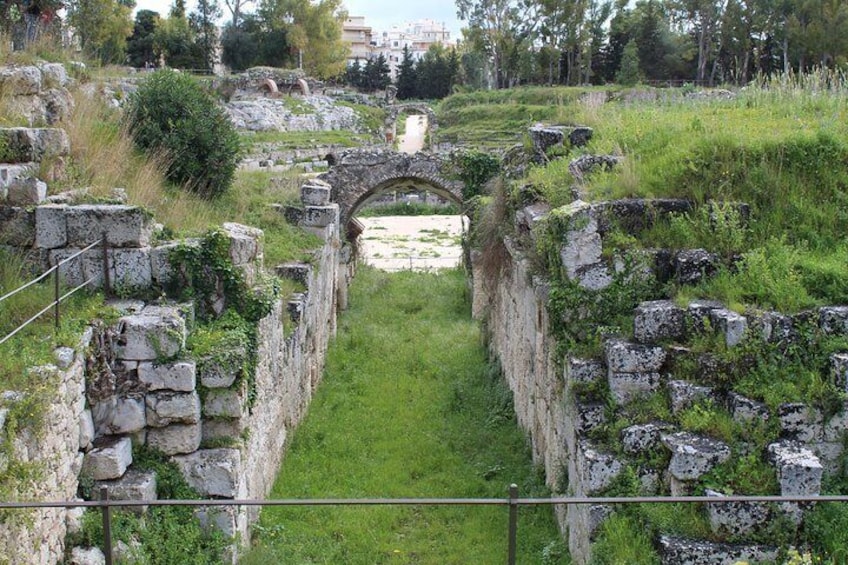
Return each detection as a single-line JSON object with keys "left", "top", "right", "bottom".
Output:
{"left": 133, "top": 0, "right": 465, "bottom": 39}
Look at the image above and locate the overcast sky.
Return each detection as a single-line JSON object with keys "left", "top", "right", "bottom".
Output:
{"left": 133, "top": 0, "right": 465, "bottom": 39}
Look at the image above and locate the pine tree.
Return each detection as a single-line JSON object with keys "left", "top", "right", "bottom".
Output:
{"left": 616, "top": 38, "right": 641, "bottom": 85}
{"left": 396, "top": 45, "right": 418, "bottom": 99}
{"left": 345, "top": 58, "right": 363, "bottom": 88}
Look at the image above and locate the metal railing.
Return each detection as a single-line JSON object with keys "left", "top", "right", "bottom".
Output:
{"left": 3, "top": 487, "right": 846, "bottom": 565}
{"left": 0, "top": 236, "right": 109, "bottom": 346}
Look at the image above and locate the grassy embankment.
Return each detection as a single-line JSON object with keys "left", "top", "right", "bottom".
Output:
{"left": 444, "top": 78, "right": 848, "bottom": 562}
{"left": 243, "top": 267, "right": 568, "bottom": 564}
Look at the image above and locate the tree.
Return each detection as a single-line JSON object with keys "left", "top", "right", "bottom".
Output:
{"left": 396, "top": 45, "right": 418, "bottom": 99}
{"left": 154, "top": 5, "right": 204, "bottom": 69}
{"left": 616, "top": 37, "right": 642, "bottom": 84}
{"left": 66, "top": 0, "right": 133, "bottom": 63}
{"left": 189, "top": 0, "right": 222, "bottom": 71}
{"left": 366, "top": 53, "right": 391, "bottom": 91}
{"left": 344, "top": 58, "right": 364, "bottom": 88}
{"left": 126, "top": 9, "right": 161, "bottom": 68}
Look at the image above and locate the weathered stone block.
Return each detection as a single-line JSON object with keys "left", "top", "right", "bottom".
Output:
{"left": 0, "top": 163, "right": 36, "bottom": 189}
{"left": 172, "top": 448, "right": 242, "bottom": 498}
{"left": 150, "top": 239, "right": 200, "bottom": 287}
{"left": 198, "top": 348, "right": 246, "bottom": 389}
{"left": 608, "top": 372, "right": 662, "bottom": 405}
{"left": 705, "top": 489, "right": 770, "bottom": 536}
{"left": 79, "top": 409, "right": 94, "bottom": 451}
{"left": 565, "top": 357, "right": 605, "bottom": 385}
{"left": 588, "top": 504, "right": 612, "bottom": 539}
{"left": 674, "top": 249, "right": 719, "bottom": 285}
{"left": 728, "top": 392, "right": 769, "bottom": 424}
{"left": 576, "top": 263, "right": 612, "bottom": 291}
{"left": 40, "top": 62, "right": 68, "bottom": 88}
{"left": 824, "top": 405, "right": 848, "bottom": 442}
{"left": 70, "top": 546, "right": 106, "bottom": 565}
{"left": 0, "top": 206, "right": 35, "bottom": 246}
{"left": 94, "top": 469, "right": 157, "bottom": 513}
{"left": 65, "top": 205, "right": 154, "bottom": 248}
{"left": 662, "top": 431, "right": 731, "bottom": 481}
{"left": 222, "top": 222, "right": 263, "bottom": 266}
{"left": 196, "top": 505, "right": 248, "bottom": 539}
{"left": 577, "top": 440, "right": 622, "bottom": 494}
{"left": 146, "top": 391, "right": 201, "bottom": 427}
{"left": 605, "top": 339, "right": 666, "bottom": 373}
{"left": 138, "top": 360, "right": 196, "bottom": 392}
{"left": 146, "top": 422, "right": 201, "bottom": 455}
{"left": 7, "top": 177, "right": 46, "bottom": 205}
{"left": 34, "top": 203, "right": 68, "bottom": 249}
{"left": 633, "top": 300, "right": 686, "bottom": 344}
{"left": 301, "top": 205, "right": 339, "bottom": 228}
{"left": 658, "top": 535, "right": 778, "bottom": 565}
{"left": 831, "top": 353, "right": 848, "bottom": 393}
{"left": 202, "top": 417, "right": 246, "bottom": 442}
{"left": 686, "top": 300, "right": 724, "bottom": 334}
{"left": 0, "top": 127, "right": 70, "bottom": 162}
{"left": 560, "top": 231, "right": 602, "bottom": 281}
{"left": 81, "top": 436, "right": 132, "bottom": 481}
{"left": 710, "top": 308, "right": 748, "bottom": 347}
{"left": 750, "top": 310, "right": 795, "bottom": 344}
{"left": 276, "top": 262, "right": 312, "bottom": 286}
{"left": 767, "top": 441, "right": 823, "bottom": 496}
{"left": 621, "top": 423, "right": 664, "bottom": 454}
{"left": 110, "top": 248, "right": 153, "bottom": 291}
{"left": 778, "top": 403, "right": 823, "bottom": 442}
{"left": 668, "top": 380, "right": 717, "bottom": 415}
{"left": 115, "top": 308, "right": 186, "bottom": 361}
{"left": 203, "top": 387, "right": 245, "bottom": 419}
{"left": 575, "top": 402, "right": 606, "bottom": 435}
{"left": 528, "top": 125, "right": 565, "bottom": 155}
{"left": 300, "top": 179, "right": 332, "bottom": 206}
{"left": 0, "top": 66, "right": 41, "bottom": 95}
{"left": 820, "top": 306, "right": 848, "bottom": 336}
{"left": 92, "top": 395, "right": 146, "bottom": 436}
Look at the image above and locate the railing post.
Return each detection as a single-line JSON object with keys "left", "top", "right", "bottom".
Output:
{"left": 53, "top": 257, "right": 60, "bottom": 330}
{"left": 507, "top": 483, "right": 518, "bottom": 565}
{"left": 100, "top": 487, "right": 113, "bottom": 565}
{"left": 101, "top": 232, "right": 111, "bottom": 297}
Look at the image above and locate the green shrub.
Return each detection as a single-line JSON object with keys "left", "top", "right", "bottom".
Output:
{"left": 125, "top": 69, "right": 241, "bottom": 199}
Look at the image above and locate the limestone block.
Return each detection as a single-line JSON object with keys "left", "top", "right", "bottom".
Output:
{"left": 110, "top": 248, "right": 153, "bottom": 291}
{"left": 288, "top": 294, "right": 305, "bottom": 323}
{"left": 705, "top": 489, "right": 770, "bottom": 536}
{"left": 668, "top": 380, "right": 717, "bottom": 415}
{"left": 634, "top": 300, "right": 686, "bottom": 343}
{"left": 115, "top": 308, "right": 186, "bottom": 360}
{"left": 662, "top": 431, "right": 731, "bottom": 481}
{"left": 81, "top": 436, "right": 132, "bottom": 481}
{"left": 40, "top": 62, "right": 69, "bottom": 87}
{"left": 604, "top": 339, "right": 666, "bottom": 373}
{"left": 0, "top": 66, "right": 41, "bottom": 95}
{"left": 94, "top": 469, "right": 157, "bottom": 513}
{"left": 528, "top": 125, "right": 565, "bottom": 155}
{"left": 621, "top": 423, "right": 664, "bottom": 455}
{"left": 146, "top": 391, "right": 201, "bottom": 427}
{"left": 820, "top": 306, "right": 848, "bottom": 336}
{"left": 0, "top": 127, "right": 70, "bottom": 162}
{"left": 575, "top": 402, "right": 606, "bottom": 435}
{"left": 276, "top": 262, "right": 312, "bottom": 286}
{"left": 66, "top": 504, "right": 85, "bottom": 535}
{"left": 577, "top": 441, "right": 622, "bottom": 494}
{"left": 608, "top": 372, "right": 661, "bottom": 405}
{"left": 222, "top": 222, "right": 263, "bottom": 266}
{"left": 686, "top": 299, "right": 724, "bottom": 334}
{"left": 710, "top": 308, "right": 748, "bottom": 347}
{"left": 172, "top": 448, "right": 242, "bottom": 498}
{"left": 728, "top": 392, "right": 769, "bottom": 424}
{"left": 778, "top": 403, "right": 823, "bottom": 442}
{"left": 824, "top": 405, "right": 848, "bottom": 442}
{"left": 0, "top": 206, "right": 35, "bottom": 246}
{"left": 65, "top": 205, "right": 154, "bottom": 248}
{"left": 750, "top": 310, "right": 795, "bottom": 344}
{"left": 301, "top": 205, "right": 339, "bottom": 228}
{"left": 7, "top": 177, "right": 46, "bottom": 205}
{"left": 0, "top": 163, "right": 36, "bottom": 189}
{"left": 568, "top": 127, "right": 593, "bottom": 147}
{"left": 138, "top": 360, "right": 196, "bottom": 392}
{"left": 146, "top": 422, "right": 201, "bottom": 455}
{"left": 203, "top": 387, "right": 246, "bottom": 419}
{"left": 576, "top": 263, "right": 612, "bottom": 291}
{"left": 92, "top": 395, "right": 146, "bottom": 436}
{"left": 767, "top": 441, "right": 823, "bottom": 523}
{"left": 199, "top": 348, "right": 246, "bottom": 389}
{"left": 70, "top": 547, "right": 106, "bottom": 565}
{"left": 658, "top": 535, "right": 778, "bottom": 565}
{"left": 831, "top": 353, "right": 848, "bottom": 393}
{"left": 48, "top": 246, "right": 99, "bottom": 288}
{"left": 515, "top": 202, "right": 550, "bottom": 236}
{"left": 54, "top": 345, "right": 75, "bottom": 369}
{"left": 588, "top": 504, "right": 612, "bottom": 539}
{"left": 565, "top": 357, "right": 605, "bottom": 385}
{"left": 79, "top": 409, "right": 94, "bottom": 451}
{"left": 300, "top": 179, "right": 332, "bottom": 206}
{"left": 674, "top": 249, "right": 720, "bottom": 285}
{"left": 560, "top": 232, "right": 602, "bottom": 281}
{"left": 202, "top": 417, "right": 246, "bottom": 442}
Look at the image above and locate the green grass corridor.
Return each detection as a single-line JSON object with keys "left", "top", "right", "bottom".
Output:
{"left": 243, "top": 267, "right": 568, "bottom": 564}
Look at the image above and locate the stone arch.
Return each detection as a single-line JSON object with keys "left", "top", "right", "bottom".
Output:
{"left": 385, "top": 103, "right": 438, "bottom": 151}
{"left": 317, "top": 148, "right": 464, "bottom": 231}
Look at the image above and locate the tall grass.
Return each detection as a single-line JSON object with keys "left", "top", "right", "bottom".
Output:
{"left": 244, "top": 267, "right": 568, "bottom": 564}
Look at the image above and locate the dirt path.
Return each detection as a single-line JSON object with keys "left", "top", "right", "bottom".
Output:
{"left": 398, "top": 114, "right": 427, "bottom": 154}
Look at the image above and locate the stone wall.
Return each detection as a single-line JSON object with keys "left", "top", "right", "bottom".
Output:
{"left": 0, "top": 180, "right": 352, "bottom": 562}
{"left": 474, "top": 198, "right": 847, "bottom": 565}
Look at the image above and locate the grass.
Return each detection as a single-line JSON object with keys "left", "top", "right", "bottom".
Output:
{"left": 243, "top": 267, "right": 568, "bottom": 564}
{"left": 241, "top": 129, "right": 371, "bottom": 151}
